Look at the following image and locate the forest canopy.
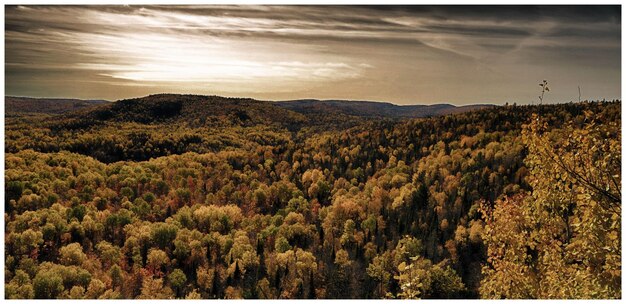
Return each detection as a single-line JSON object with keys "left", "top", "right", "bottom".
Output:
{"left": 4, "top": 95, "right": 621, "bottom": 299}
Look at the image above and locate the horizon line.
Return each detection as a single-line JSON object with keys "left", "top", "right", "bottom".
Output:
{"left": 6, "top": 93, "right": 623, "bottom": 107}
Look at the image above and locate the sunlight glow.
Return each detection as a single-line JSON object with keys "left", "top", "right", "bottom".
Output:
{"left": 67, "top": 8, "right": 371, "bottom": 90}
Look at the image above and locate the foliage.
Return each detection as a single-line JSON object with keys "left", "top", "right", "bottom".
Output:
{"left": 480, "top": 112, "right": 621, "bottom": 299}
{"left": 4, "top": 97, "right": 620, "bottom": 299}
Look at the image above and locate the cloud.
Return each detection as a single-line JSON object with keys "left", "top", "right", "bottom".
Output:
{"left": 6, "top": 5, "right": 375, "bottom": 92}
{"left": 4, "top": 5, "right": 621, "bottom": 104}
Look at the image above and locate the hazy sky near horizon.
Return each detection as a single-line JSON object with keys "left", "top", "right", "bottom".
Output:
{"left": 5, "top": 5, "right": 621, "bottom": 105}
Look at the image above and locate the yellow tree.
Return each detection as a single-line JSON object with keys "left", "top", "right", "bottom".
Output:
{"left": 481, "top": 112, "right": 621, "bottom": 299}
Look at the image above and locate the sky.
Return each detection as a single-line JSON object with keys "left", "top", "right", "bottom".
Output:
{"left": 4, "top": 5, "right": 621, "bottom": 105}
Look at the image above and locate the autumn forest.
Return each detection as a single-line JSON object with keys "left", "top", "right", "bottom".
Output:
{"left": 3, "top": 94, "right": 621, "bottom": 299}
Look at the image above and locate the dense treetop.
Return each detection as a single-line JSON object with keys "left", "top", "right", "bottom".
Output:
{"left": 4, "top": 95, "right": 621, "bottom": 299}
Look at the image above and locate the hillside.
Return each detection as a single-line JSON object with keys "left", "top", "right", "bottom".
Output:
{"left": 57, "top": 95, "right": 492, "bottom": 132}
{"left": 69, "top": 94, "right": 307, "bottom": 128}
{"left": 275, "top": 99, "right": 493, "bottom": 118}
{"left": 7, "top": 94, "right": 313, "bottom": 163}
{"left": 4, "top": 99, "right": 621, "bottom": 299}
{"left": 11, "top": 94, "right": 498, "bottom": 164}
{"left": 6, "top": 94, "right": 493, "bottom": 130}
{"left": 5, "top": 96, "right": 109, "bottom": 114}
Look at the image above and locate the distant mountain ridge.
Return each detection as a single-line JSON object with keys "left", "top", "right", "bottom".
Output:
{"left": 6, "top": 94, "right": 495, "bottom": 125}
{"left": 275, "top": 99, "right": 494, "bottom": 118}
{"left": 5, "top": 96, "right": 110, "bottom": 114}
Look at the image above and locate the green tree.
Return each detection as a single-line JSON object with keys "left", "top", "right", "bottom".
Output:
{"left": 168, "top": 268, "right": 187, "bottom": 298}
{"left": 33, "top": 270, "right": 64, "bottom": 299}
{"left": 59, "top": 243, "right": 87, "bottom": 266}
{"left": 5, "top": 270, "right": 35, "bottom": 299}
{"left": 151, "top": 222, "right": 178, "bottom": 249}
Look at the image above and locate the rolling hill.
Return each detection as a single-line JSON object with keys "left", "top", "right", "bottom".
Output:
{"left": 7, "top": 94, "right": 495, "bottom": 122}
{"left": 66, "top": 94, "right": 308, "bottom": 128}
{"left": 5, "top": 96, "right": 109, "bottom": 114}
{"left": 275, "top": 99, "right": 494, "bottom": 118}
